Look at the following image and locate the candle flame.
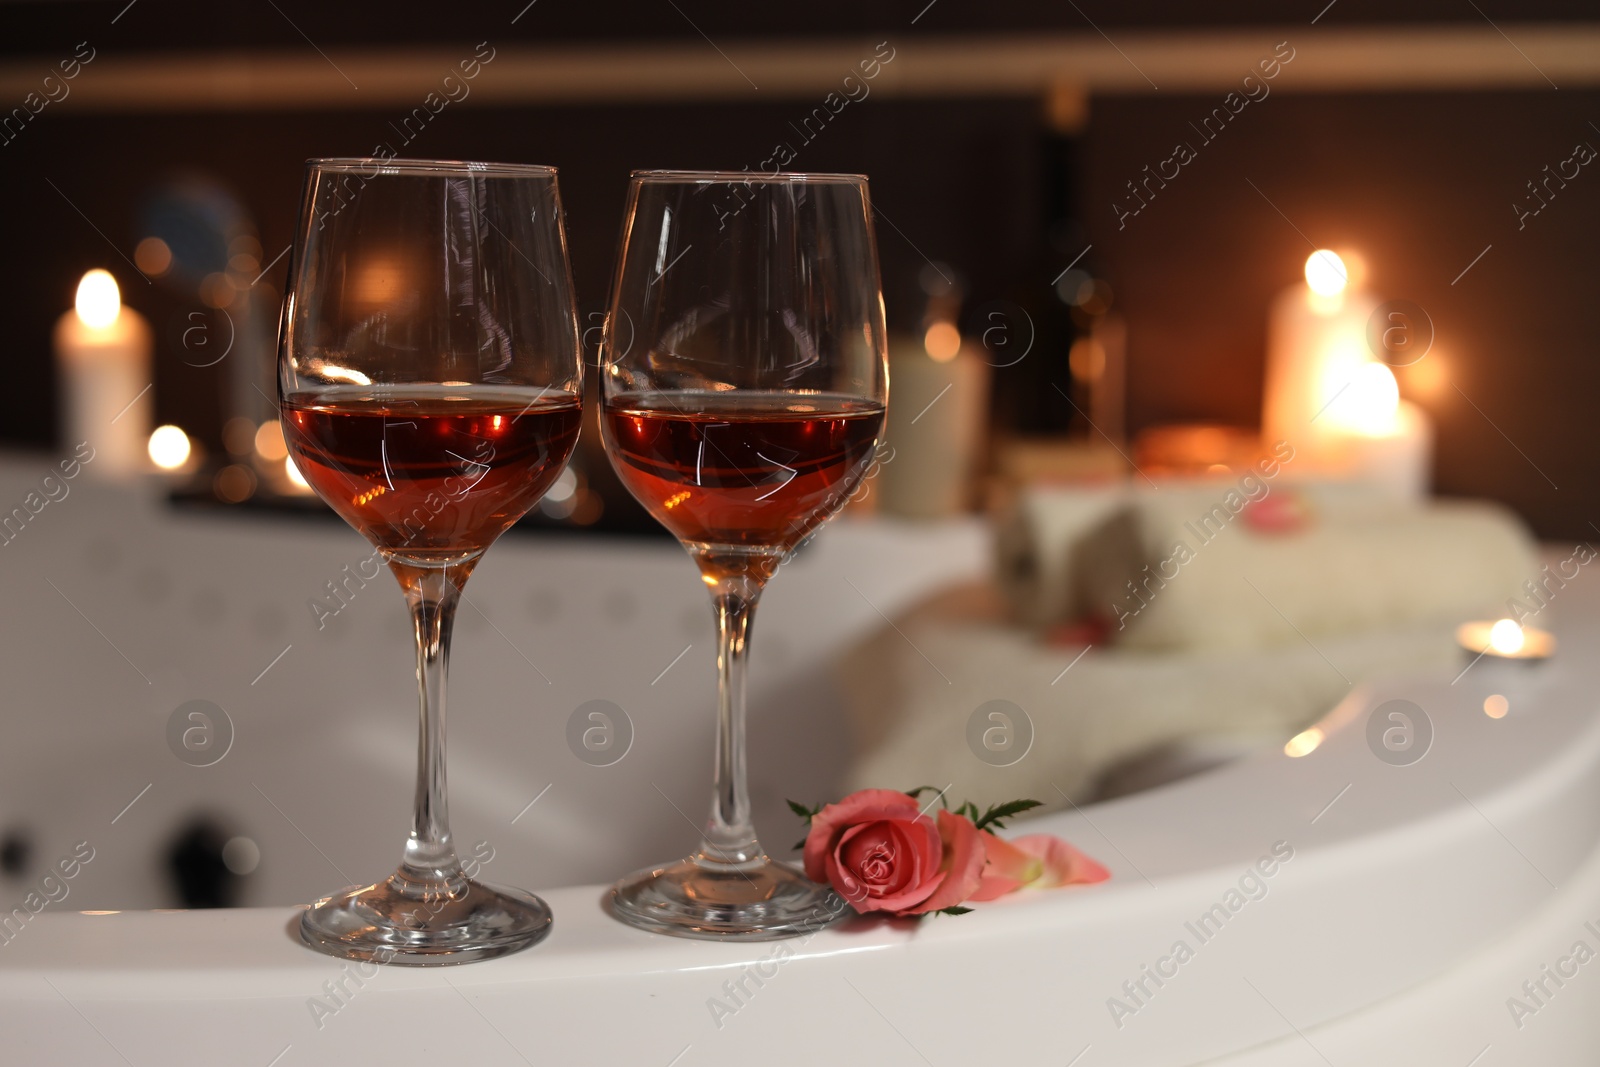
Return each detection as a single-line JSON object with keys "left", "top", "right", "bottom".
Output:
{"left": 1489, "top": 618, "right": 1525, "bottom": 655}
{"left": 75, "top": 269, "right": 122, "bottom": 329}
{"left": 1304, "top": 250, "right": 1348, "bottom": 298}
{"left": 1322, "top": 360, "right": 1400, "bottom": 436}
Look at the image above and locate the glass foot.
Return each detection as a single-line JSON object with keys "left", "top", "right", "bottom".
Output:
{"left": 610, "top": 855, "right": 845, "bottom": 941}
{"left": 299, "top": 874, "right": 552, "bottom": 966}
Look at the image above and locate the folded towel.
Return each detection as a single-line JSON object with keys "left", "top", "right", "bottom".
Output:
{"left": 994, "top": 476, "right": 1415, "bottom": 632}
{"left": 993, "top": 483, "right": 1128, "bottom": 629}
{"left": 1082, "top": 491, "right": 1538, "bottom": 651}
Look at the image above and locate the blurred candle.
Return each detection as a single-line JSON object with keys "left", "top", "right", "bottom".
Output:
{"left": 1456, "top": 618, "right": 1555, "bottom": 661}
{"left": 1328, "top": 362, "right": 1433, "bottom": 502}
{"left": 1262, "top": 251, "right": 1375, "bottom": 461}
{"left": 53, "top": 270, "right": 152, "bottom": 478}
{"left": 877, "top": 323, "right": 990, "bottom": 518}
{"left": 1261, "top": 250, "right": 1432, "bottom": 501}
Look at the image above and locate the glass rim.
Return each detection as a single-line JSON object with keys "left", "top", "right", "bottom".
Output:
{"left": 305, "top": 157, "right": 559, "bottom": 177}
{"left": 630, "top": 169, "right": 868, "bottom": 185}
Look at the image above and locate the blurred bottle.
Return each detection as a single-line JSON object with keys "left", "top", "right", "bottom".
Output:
{"left": 985, "top": 87, "right": 1129, "bottom": 490}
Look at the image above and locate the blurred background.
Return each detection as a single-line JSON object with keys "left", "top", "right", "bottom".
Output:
{"left": 3, "top": 0, "right": 1597, "bottom": 535}
{"left": 8, "top": 13, "right": 1600, "bottom": 1059}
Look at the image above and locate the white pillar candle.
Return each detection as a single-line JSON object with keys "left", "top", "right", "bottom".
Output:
{"left": 877, "top": 323, "right": 990, "bottom": 519}
{"left": 1261, "top": 250, "right": 1377, "bottom": 464}
{"left": 1261, "top": 250, "right": 1434, "bottom": 501}
{"left": 53, "top": 270, "right": 152, "bottom": 479}
{"left": 1343, "top": 397, "right": 1433, "bottom": 503}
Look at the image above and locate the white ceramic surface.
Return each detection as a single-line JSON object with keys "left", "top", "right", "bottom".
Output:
{"left": 1, "top": 459, "right": 1597, "bottom": 1065}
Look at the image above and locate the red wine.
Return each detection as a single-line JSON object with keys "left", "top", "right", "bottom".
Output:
{"left": 284, "top": 388, "right": 582, "bottom": 562}
{"left": 603, "top": 391, "right": 885, "bottom": 554}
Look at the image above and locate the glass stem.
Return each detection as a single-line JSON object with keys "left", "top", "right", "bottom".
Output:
{"left": 391, "top": 559, "right": 472, "bottom": 897}
{"left": 698, "top": 569, "right": 767, "bottom": 867}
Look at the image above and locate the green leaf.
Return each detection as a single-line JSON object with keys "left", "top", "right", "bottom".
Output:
{"left": 906, "top": 786, "right": 952, "bottom": 812}
{"left": 933, "top": 905, "right": 974, "bottom": 916}
{"left": 787, "top": 798, "right": 821, "bottom": 823}
{"left": 974, "top": 798, "right": 1043, "bottom": 832}
{"left": 792, "top": 837, "right": 808, "bottom": 851}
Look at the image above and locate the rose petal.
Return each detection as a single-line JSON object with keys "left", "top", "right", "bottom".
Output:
{"left": 842, "top": 862, "right": 944, "bottom": 913}
{"left": 836, "top": 822, "right": 921, "bottom": 896}
{"left": 803, "top": 789, "right": 927, "bottom": 883}
{"left": 833, "top": 820, "right": 945, "bottom": 913}
{"left": 969, "top": 830, "right": 1045, "bottom": 902}
{"left": 904, "top": 810, "right": 986, "bottom": 915}
{"left": 1242, "top": 490, "right": 1310, "bottom": 535}
{"left": 1009, "top": 834, "right": 1111, "bottom": 887}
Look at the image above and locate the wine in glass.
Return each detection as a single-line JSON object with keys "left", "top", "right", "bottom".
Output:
{"left": 279, "top": 158, "right": 583, "bottom": 964}
{"left": 600, "top": 171, "right": 888, "bottom": 939}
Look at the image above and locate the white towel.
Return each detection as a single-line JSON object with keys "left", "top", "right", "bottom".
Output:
{"left": 993, "top": 483, "right": 1128, "bottom": 628}
{"left": 992, "top": 478, "right": 1402, "bottom": 631}
{"left": 1082, "top": 492, "right": 1538, "bottom": 651}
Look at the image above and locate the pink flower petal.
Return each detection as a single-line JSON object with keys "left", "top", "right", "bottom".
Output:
{"left": 836, "top": 822, "right": 921, "bottom": 897}
{"left": 829, "top": 833, "right": 943, "bottom": 913}
{"left": 969, "top": 830, "right": 1045, "bottom": 902}
{"left": 904, "top": 810, "right": 986, "bottom": 915}
{"left": 1009, "top": 834, "right": 1111, "bottom": 887}
{"left": 846, "top": 864, "right": 943, "bottom": 913}
{"left": 803, "top": 789, "right": 928, "bottom": 883}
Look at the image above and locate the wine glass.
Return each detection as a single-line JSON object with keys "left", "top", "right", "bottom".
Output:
{"left": 278, "top": 158, "right": 583, "bottom": 964}
{"left": 599, "top": 171, "right": 888, "bottom": 939}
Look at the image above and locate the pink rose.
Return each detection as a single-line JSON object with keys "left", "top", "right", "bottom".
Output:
{"left": 969, "top": 830, "right": 1111, "bottom": 901}
{"left": 803, "top": 790, "right": 986, "bottom": 916}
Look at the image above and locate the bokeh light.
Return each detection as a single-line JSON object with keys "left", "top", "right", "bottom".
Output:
{"left": 148, "top": 425, "right": 192, "bottom": 470}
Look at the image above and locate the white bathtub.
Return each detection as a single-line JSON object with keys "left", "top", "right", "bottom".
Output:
{"left": 1, "top": 458, "right": 1597, "bottom": 1065}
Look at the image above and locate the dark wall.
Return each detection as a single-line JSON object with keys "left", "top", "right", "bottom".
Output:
{"left": 5, "top": 0, "right": 1600, "bottom": 57}
{"left": 1082, "top": 88, "right": 1600, "bottom": 539}
{"left": 2, "top": 96, "right": 1043, "bottom": 450}
{"left": 4, "top": 2, "right": 1598, "bottom": 537}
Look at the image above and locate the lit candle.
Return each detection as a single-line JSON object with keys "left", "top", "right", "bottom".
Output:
{"left": 53, "top": 270, "right": 152, "bottom": 478}
{"left": 1261, "top": 250, "right": 1433, "bottom": 501}
{"left": 1323, "top": 362, "right": 1434, "bottom": 502}
{"left": 1456, "top": 618, "right": 1556, "bottom": 661}
{"left": 1263, "top": 251, "right": 1373, "bottom": 461}
{"left": 876, "top": 322, "right": 990, "bottom": 518}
